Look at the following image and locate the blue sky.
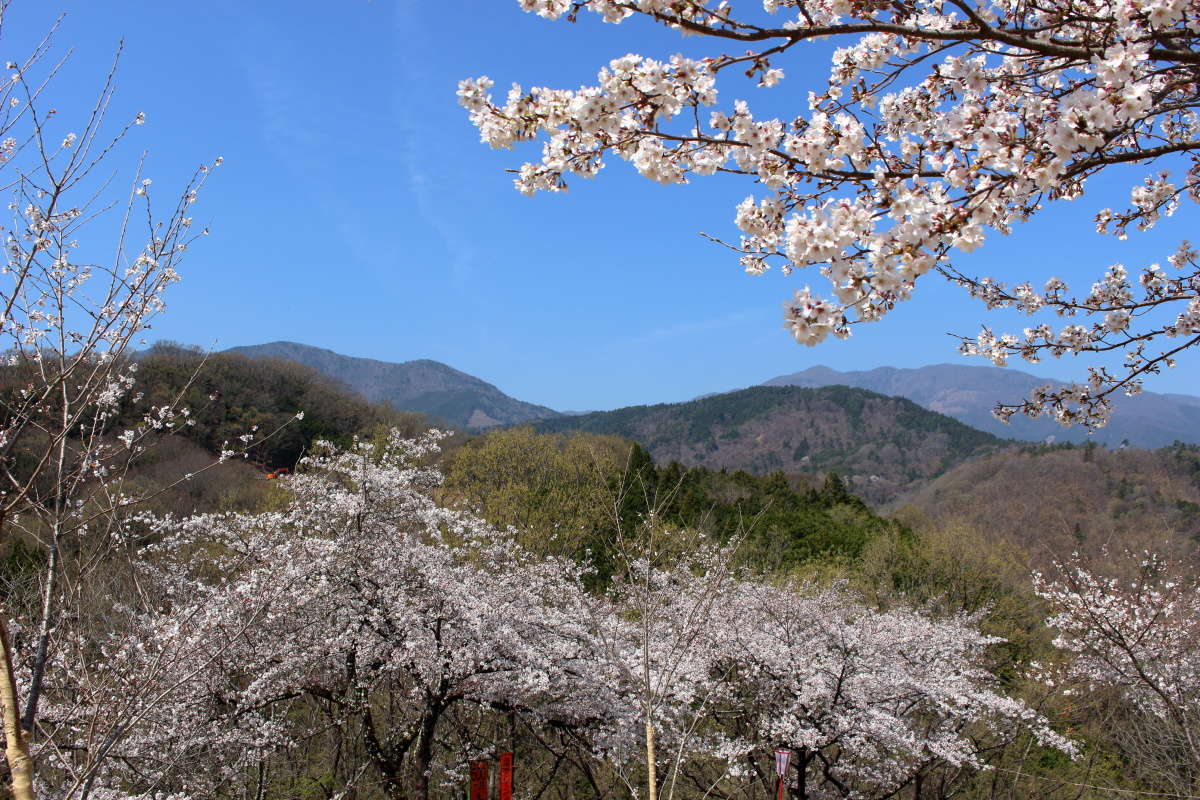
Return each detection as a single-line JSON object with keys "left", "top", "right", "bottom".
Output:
{"left": 8, "top": 1, "right": 1197, "bottom": 411}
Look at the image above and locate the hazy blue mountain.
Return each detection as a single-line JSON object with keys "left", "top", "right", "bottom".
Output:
{"left": 764, "top": 364, "right": 1200, "bottom": 447}
{"left": 225, "top": 341, "right": 560, "bottom": 430}
{"left": 535, "top": 385, "right": 1007, "bottom": 504}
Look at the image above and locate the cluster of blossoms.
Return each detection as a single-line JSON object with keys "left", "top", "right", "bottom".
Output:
{"left": 1034, "top": 554, "right": 1200, "bottom": 788}
{"left": 462, "top": 0, "right": 1200, "bottom": 427}
{"left": 707, "top": 582, "right": 1074, "bottom": 792}
{"left": 25, "top": 431, "right": 1073, "bottom": 799}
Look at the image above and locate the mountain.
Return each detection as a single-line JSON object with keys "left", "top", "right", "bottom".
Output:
{"left": 533, "top": 385, "right": 1007, "bottom": 504}
{"left": 764, "top": 363, "right": 1200, "bottom": 448}
{"left": 225, "top": 341, "right": 560, "bottom": 430}
{"left": 895, "top": 441, "right": 1200, "bottom": 562}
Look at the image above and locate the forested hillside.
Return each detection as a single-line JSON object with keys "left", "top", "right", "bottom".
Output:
{"left": 896, "top": 441, "right": 1200, "bottom": 562}
{"left": 34, "top": 346, "right": 433, "bottom": 516}
{"left": 127, "top": 344, "right": 427, "bottom": 469}
{"left": 534, "top": 385, "right": 1006, "bottom": 504}
{"left": 441, "top": 427, "right": 904, "bottom": 582}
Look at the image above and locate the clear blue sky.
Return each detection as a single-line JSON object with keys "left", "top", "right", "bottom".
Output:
{"left": 8, "top": 1, "right": 1197, "bottom": 411}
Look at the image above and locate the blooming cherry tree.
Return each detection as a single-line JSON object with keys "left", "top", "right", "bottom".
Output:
{"left": 703, "top": 580, "right": 1074, "bottom": 797}
{"left": 0, "top": 19, "right": 244, "bottom": 799}
{"left": 595, "top": 542, "right": 745, "bottom": 800}
{"left": 461, "top": 0, "right": 1200, "bottom": 427}
{"left": 1035, "top": 554, "right": 1200, "bottom": 793}
{"left": 582, "top": 534, "right": 1073, "bottom": 799}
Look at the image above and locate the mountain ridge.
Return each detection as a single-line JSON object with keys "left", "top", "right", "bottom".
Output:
{"left": 225, "top": 341, "right": 560, "bottom": 430}
{"left": 764, "top": 363, "right": 1200, "bottom": 448}
{"left": 533, "top": 384, "right": 1008, "bottom": 504}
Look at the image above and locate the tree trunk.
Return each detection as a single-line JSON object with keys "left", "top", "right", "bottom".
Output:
{"left": 22, "top": 527, "right": 59, "bottom": 732}
{"left": 0, "top": 615, "right": 34, "bottom": 800}
{"left": 645, "top": 720, "right": 657, "bottom": 800}
{"left": 790, "top": 748, "right": 809, "bottom": 800}
{"left": 360, "top": 700, "right": 405, "bottom": 800}
{"left": 415, "top": 704, "right": 444, "bottom": 800}
{"left": 23, "top": 380, "right": 71, "bottom": 734}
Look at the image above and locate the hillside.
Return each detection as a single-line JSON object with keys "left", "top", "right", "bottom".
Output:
{"left": 764, "top": 363, "right": 1200, "bottom": 448}
{"left": 533, "top": 385, "right": 1006, "bottom": 504}
{"left": 125, "top": 345, "right": 423, "bottom": 470}
{"left": 0, "top": 346, "right": 426, "bottom": 520}
{"left": 225, "top": 341, "right": 560, "bottom": 429}
{"left": 896, "top": 442, "right": 1200, "bottom": 560}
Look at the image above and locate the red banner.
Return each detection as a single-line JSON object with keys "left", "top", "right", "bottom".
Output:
{"left": 498, "top": 752, "right": 513, "bottom": 800}
{"left": 470, "top": 760, "right": 490, "bottom": 800}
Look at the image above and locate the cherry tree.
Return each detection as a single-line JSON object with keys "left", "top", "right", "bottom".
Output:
{"left": 584, "top": 540, "right": 1074, "bottom": 799}
{"left": 595, "top": 542, "right": 745, "bottom": 800}
{"left": 0, "top": 14, "right": 249, "bottom": 799}
{"left": 698, "top": 579, "right": 1074, "bottom": 797}
{"left": 1034, "top": 554, "right": 1200, "bottom": 794}
{"left": 461, "top": 0, "right": 1200, "bottom": 428}
{"left": 33, "top": 430, "right": 622, "bottom": 800}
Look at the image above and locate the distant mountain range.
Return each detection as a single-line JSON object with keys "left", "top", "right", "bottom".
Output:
{"left": 225, "top": 342, "right": 560, "bottom": 430}
{"left": 533, "top": 385, "right": 1007, "bottom": 504}
{"left": 220, "top": 342, "right": 1199, "bottom": 461}
{"left": 764, "top": 364, "right": 1200, "bottom": 448}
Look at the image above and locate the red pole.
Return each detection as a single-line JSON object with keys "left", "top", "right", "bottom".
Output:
{"left": 498, "top": 752, "right": 513, "bottom": 800}
{"left": 470, "top": 760, "right": 490, "bottom": 800}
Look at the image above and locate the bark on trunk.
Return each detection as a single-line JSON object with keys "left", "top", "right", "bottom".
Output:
{"left": 789, "top": 748, "right": 809, "bottom": 800}
{"left": 22, "top": 529, "right": 58, "bottom": 732}
{"left": 0, "top": 615, "right": 34, "bottom": 800}
{"left": 645, "top": 720, "right": 658, "bottom": 800}
{"left": 415, "top": 704, "right": 443, "bottom": 800}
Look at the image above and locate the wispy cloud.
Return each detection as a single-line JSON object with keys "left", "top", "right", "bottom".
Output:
{"left": 242, "top": 47, "right": 399, "bottom": 283}
{"left": 246, "top": 62, "right": 321, "bottom": 156}
{"left": 624, "top": 307, "right": 765, "bottom": 347}
{"left": 390, "top": 0, "right": 476, "bottom": 291}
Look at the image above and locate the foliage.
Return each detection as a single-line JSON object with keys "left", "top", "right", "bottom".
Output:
{"left": 441, "top": 426, "right": 629, "bottom": 561}
{"left": 634, "top": 455, "right": 901, "bottom": 570}
{"left": 446, "top": 429, "right": 905, "bottom": 581}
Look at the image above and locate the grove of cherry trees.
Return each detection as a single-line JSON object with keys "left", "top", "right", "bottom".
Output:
{"left": 9, "top": 430, "right": 1091, "bottom": 798}
{"left": 3, "top": 424, "right": 1192, "bottom": 798}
